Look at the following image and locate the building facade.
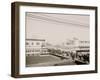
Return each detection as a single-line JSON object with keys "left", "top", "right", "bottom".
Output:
{"left": 63, "top": 38, "right": 90, "bottom": 53}
{"left": 25, "top": 39, "right": 48, "bottom": 56}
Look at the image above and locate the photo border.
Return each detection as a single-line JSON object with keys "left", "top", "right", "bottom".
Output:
{"left": 11, "top": 2, "right": 98, "bottom": 78}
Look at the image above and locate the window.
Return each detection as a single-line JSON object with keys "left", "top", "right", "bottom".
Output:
{"left": 36, "top": 42, "right": 40, "bottom": 45}
{"left": 32, "top": 49, "right": 34, "bottom": 52}
{"left": 34, "top": 49, "right": 40, "bottom": 52}
{"left": 42, "top": 43, "right": 45, "bottom": 47}
{"left": 32, "top": 42, "right": 34, "bottom": 45}
{"left": 26, "top": 42, "right": 29, "bottom": 45}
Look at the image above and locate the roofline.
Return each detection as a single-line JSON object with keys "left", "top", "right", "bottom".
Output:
{"left": 26, "top": 39, "right": 45, "bottom": 41}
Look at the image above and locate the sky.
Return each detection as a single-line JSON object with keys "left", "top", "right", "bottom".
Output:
{"left": 25, "top": 12, "right": 90, "bottom": 45}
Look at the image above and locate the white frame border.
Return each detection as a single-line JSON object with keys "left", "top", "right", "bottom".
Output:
{"left": 19, "top": 5, "right": 96, "bottom": 74}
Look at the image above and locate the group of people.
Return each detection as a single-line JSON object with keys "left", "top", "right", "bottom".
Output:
{"left": 47, "top": 48, "right": 89, "bottom": 64}
{"left": 70, "top": 51, "right": 89, "bottom": 64}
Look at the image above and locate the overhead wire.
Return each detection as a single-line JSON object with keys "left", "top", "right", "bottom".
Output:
{"left": 27, "top": 13, "right": 89, "bottom": 27}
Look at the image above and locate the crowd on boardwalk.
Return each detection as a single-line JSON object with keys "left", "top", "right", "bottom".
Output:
{"left": 47, "top": 48, "right": 89, "bottom": 64}
{"left": 26, "top": 38, "right": 90, "bottom": 65}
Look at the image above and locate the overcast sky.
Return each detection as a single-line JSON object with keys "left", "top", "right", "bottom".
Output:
{"left": 26, "top": 12, "right": 90, "bottom": 45}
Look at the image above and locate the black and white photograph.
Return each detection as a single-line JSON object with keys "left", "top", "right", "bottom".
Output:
{"left": 25, "top": 12, "right": 90, "bottom": 67}
{"left": 11, "top": 2, "right": 97, "bottom": 77}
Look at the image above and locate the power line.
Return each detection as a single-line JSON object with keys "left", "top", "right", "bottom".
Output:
{"left": 38, "top": 14, "right": 89, "bottom": 26}
{"left": 27, "top": 14, "right": 89, "bottom": 27}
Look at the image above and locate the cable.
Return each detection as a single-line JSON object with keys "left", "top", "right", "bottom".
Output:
{"left": 27, "top": 13, "right": 89, "bottom": 27}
